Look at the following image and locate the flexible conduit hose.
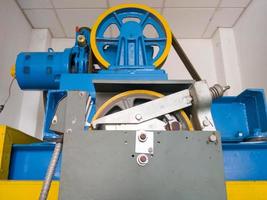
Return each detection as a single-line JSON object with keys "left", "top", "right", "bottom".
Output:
{"left": 39, "top": 142, "right": 63, "bottom": 200}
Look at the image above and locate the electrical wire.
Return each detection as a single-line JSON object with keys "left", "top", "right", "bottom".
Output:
{"left": 0, "top": 77, "right": 15, "bottom": 113}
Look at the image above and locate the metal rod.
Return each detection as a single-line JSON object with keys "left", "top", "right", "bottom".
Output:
{"left": 39, "top": 141, "right": 63, "bottom": 200}
{"left": 171, "top": 33, "right": 202, "bottom": 81}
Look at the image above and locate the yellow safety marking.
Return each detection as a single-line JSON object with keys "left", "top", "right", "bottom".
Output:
{"left": 10, "top": 65, "right": 16, "bottom": 77}
{"left": 90, "top": 4, "right": 172, "bottom": 68}
{"left": 0, "top": 181, "right": 266, "bottom": 199}
{"left": 226, "top": 181, "right": 267, "bottom": 200}
{"left": 91, "top": 90, "right": 193, "bottom": 130}
{"left": 0, "top": 181, "right": 59, "bottom": 200}
{"left": 0, "top": 125, "right": 40, "bottom": 179}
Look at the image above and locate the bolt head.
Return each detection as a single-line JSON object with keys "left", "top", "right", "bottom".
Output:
{"left": 138, "top": 133, "right": 147, "bottom": 142}
{"left": 137, "top": 154, "right": 148, "bottom": 166}
{"left": 203, "top": 119, "right": 210, "bottom": 127}
{"left": 79, "top": 92, "right": 86, "bottom": 97}
{"left": 238, "top": 132, "right": 243, "bottom": 137}
{"left": 148, "top": 147, "right": 153, "bottom": 153}
{"left": 66, "top": 129, "right": 72, "bottom": 134}
{"left": 209, "top": 134, "right": 217, "bottom": 142}
{"left": 52, "top": 115, "right": 57, "bottom": 125}
{"left": 135, "top": 114, "right": 142, "bottom": 121}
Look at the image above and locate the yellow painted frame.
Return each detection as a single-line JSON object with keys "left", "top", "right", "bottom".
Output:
{"left": 0, "top": 125, "right": 40, "bottom": 179}
{"left": 0, "top": 181, "right": 266, "bottom": 199}
{"left": 0, "top": 181, "right": 59, "bottom": 200}
{"left": 90, "top": 4, "right": 172, "bottom": 68}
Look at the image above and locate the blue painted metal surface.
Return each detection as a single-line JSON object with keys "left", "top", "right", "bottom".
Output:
{"left": 16, "top": 49, "right": 71, "bottom": 90}
{"left": 9, "top": 143, "right": 61, "bottom": 180}
{"left": 12, "top": 8, "right": 267, "bottom": 183}
{"left": 95, "top": 7, "right": 167, "bottom": 67}
{"left": 212, "top": 89, "right": 267, "bottom": 142}
{"left": 15, "top": 27, "right": 91, "bottom": 90}
{"left": 223, "top": 142, "right": 267, "bottom": 180}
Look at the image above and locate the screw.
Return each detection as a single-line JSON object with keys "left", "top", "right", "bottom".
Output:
{"left": 137, "top": 154, "right": 148, "bottom": 166}
{"left": 52, "top": 115, "right": 57, "bottom": 125}
{"left": 138, "top": 133, "right": 147, "bottom": 142}
{"left": 209, "top": 134, "right": 217, "bottom": 142}
{"left": 66, "top": 129, "right": 72, "bottom": 134}
{"left": 202, "top": 119, "right": 210, "bottom": 127}
{"left": 79, "top": 92, "right": 86, "bottom": 97}
{"left": 148, "top": 147, "right": 153, "bottom": 153}
{"left": 72, "top": 118, "right": 77, "bottom": 124}
{"left": 77, "top": 35, "right": 86, "bottom": 46}
{"left": 238, "top": 132, "right": 243, "bottom": 137}
{"left": 135, "top": 114, "right": 142, "bottom": 121}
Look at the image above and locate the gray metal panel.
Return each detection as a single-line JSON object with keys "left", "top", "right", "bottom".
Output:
{"left": 59, "top": 131, "right": 226, "bottom": 200}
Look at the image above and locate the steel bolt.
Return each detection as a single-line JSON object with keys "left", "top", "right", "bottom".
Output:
{"left": 209, "top": 134, "right": 217, "bottom": 142}
{"left": 148, "top": 147, "right": 153, "bottom": 153}
{"left": 52, "top": 115, "right": 57, "bottom": 125}
{"left": 202, "top": 119, "right": 210, "bottom": 127}
{"left": 77, "top": 35, "right": 86, "bottom": 46}
{"left": 135, "top": 114, "right": 142, "bottom": 121}
{"left": 79, "top": 92, "right": 86, "bottom": 97}
{"left": 238, "top": 132, "right": 243, "bottom": 137}
{"left": 137, "top": 154, "right": 148, "bottom": 166}
{"left": 66, "top": 128, "right": 72, "bottom": 134}
{"left": 138, "top": 133, "right": 147, "bottom": 142}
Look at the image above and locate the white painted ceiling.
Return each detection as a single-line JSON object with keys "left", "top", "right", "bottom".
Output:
{"left": 16, "top": 0, "right": 252, "bottom": 38}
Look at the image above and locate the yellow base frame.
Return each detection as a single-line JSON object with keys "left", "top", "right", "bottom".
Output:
{"left": 0, "top": 125, "right": 40, "bottom": 179}
{"left": 0, "top": 181, "right": 266, "bottom": 199}
{"left": 0, "top": 181, "right": 59, "bottom": 200}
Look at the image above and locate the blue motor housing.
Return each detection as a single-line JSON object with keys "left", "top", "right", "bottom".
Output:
{"left": 16, "top": 49, "right": 71, "bottom": 90}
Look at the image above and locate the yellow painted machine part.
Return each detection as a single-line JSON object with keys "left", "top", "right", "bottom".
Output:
{"left": 90, "top": 4, "right": 172, "bottom": 68}
{"left": 0, "top": 125, "right": 40, "bottom": 179}
{"left": 0, "top": 181, "right": 59, "bottom": 200}
{"left": 226, "top": 181, "right": 267, "bottom": 200}
{"left": 10, "top": 64, "right": 16, "bottom": 77}
{"left": 0, "top": 181, "right": 266, "bottom": 199}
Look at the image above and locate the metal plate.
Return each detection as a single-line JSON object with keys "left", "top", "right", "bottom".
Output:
{"left": 59, "top": 131, "right": 226, "bottom": 200}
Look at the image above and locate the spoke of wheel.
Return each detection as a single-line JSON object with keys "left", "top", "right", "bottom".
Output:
{"left": 112, "top": 12, "right": 122, "bottom": 27}
{"left": 140, "top": 12, "right": 150, "bottom": 26}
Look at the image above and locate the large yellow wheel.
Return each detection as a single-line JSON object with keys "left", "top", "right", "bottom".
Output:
{"left": 92, "top": 90, "right": 193, "bottom": 131}
{"left": 90, "top": 4, "right": 172, "bottom": 68}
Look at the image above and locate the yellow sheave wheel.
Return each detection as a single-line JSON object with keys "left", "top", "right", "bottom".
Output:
{"left": 92, "top": 90, "right": 193, "bottom": 131}
{"left": 90, "top": 4, "right": 172, "bottom": 68}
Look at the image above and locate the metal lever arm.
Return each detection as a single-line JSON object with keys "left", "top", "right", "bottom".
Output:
{"left": 91, "top": 89, "right": 192, "bottom": 129}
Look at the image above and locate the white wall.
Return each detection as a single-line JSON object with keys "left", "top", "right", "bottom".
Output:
{"left": 164, "top": 39, "right": 217, "bottom": 86}
{"left": 0, "top": 0, "right": 32, "bottom": 128}
{"left": 233, "top": 0, "right": 267, "bottom": 93}
{"left": 212, "top": 28, "right": 242, "bottom": 95}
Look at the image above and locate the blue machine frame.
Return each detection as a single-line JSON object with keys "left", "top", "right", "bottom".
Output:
{"left": 10, "top": 6, "right": 267, "bottom": 183}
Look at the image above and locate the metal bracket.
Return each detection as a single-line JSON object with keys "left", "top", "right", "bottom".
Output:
{"left": 135, "top": 130, "right": 154, "bottom": 154}
{"left": 50, "top": 91, "right": 89, "bottom": 134}
{"left": 189, "top": 81, "right": 215, "bottom": 131}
